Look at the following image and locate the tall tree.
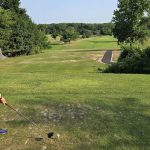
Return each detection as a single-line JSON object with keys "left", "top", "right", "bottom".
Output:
{"left": 0, "top": 7, "right": 15, "bottom": 50}
{"left": 61, "top": 27, "right": 79, "bottom": 43}
{"left": 113, "top": 0, "right": 150, "bottom": 45}
{"left": 0, "top": 0, "right": 49, "bottom": 56}
{"left": 0, "top": 0, "right": 20, "bottom": 12}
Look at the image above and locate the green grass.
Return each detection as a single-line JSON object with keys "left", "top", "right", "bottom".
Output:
{"left": 49, "top": 36, "right": 120, "bottom": 51}
{"left": 0, "top": 36, "right": 150, "bottom": 150}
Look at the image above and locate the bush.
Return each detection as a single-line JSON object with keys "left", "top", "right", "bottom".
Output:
{"left": 0, "top": 3, "right": 49, "bottom": 57}
{"left": 118, "top": 46, "right": 142, "bottom": 61}
{"left": 103, "top": 46, "right": 150, "bottom": 74}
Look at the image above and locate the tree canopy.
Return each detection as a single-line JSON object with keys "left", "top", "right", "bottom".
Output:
{"left": 113, "top": 0, "right": 150, "bottom": 45}
{"left": 61, "top": 26, "right": 79, "bottom": 43}
{"left": 0, "top": 0, "right": 49, "bottom": 56}
{"left": 0, "top": 0, "right": 20, "bottom": 12}
{"left": 38, "top": 23, "right": 114, "bottom": 42}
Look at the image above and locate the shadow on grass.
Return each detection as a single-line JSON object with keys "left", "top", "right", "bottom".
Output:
{"left": 87, "top": 97, "right": 150, "bottom": 149}
{"left": 68, "top": 49, "right": 106, "bottom": 53}
{"left": 6, "top": 97, "right": 150, "bottom": 149}
{"left": 57, "top": 97, "right": 149, "bottom": 149}
{"left": 51, "top": 43, "right": 63, "bottom": 45}
{"left": 89, "top": 40, "right": 117, "bottom": 44}
{"left": 69, "top": 49, "right": 120, "bottom": 53}
{"left": 66, "top": 49, "right": 101, "bottom": 52}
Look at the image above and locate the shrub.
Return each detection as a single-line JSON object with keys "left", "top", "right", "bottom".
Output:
{"left": 118, "top": 46, "right": 142, "bottom": 61}
{"left": 103, "top": 46, "right": 150, "bottom": 74}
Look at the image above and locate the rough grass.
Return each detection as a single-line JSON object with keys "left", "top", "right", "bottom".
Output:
{"left": 0, "top": 36, "right": 150, "bottom": 150}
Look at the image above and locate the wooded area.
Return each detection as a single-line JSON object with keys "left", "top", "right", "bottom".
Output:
{"left": 0, "top": 0, "right": 48, "bottom": 56}
{"left": 38, "top": 23, "right": 114, "bottom": 42}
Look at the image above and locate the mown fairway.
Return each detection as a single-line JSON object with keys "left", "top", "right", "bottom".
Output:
{"left": 0, "top": 36, "right": 150, "bottom": 150}
{"left": 49, "top": 36, "right": 119, "bottom": 51}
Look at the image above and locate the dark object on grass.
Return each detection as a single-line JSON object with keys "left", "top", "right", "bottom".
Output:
{"left": 48, "top": 132, "right": 60, "bottom": 139}
{"left": 0, "top": 129, "right": 7, "bottom": 134}
{"left": 35, "top": 132, "right": 58, "bottom": 141}
{"left": 35, "top": 137, "right": 43, "bottom": 141}
{"left": 47, "top": 132, "right": 54, "bottom": 138}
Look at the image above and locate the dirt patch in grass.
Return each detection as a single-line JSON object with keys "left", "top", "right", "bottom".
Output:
{"left": 112, "top": 51, "right": 121, "bottom": 62}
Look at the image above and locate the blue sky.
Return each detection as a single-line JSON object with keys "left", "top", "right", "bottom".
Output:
{"left": 20, "top": 0, "right": 118, "bottom": 24}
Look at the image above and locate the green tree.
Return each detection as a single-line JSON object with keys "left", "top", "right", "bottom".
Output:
{"left": 0, "top": 0, "right": 20, "bottom": 12}
{"left": 0, "top": 7, "right": 15, "bottom": 51}
{"left": 38, "top": 23, "right": 114, "bottom": 39}
{"left": 8, "top": 12, "right": 48, "bottom": 56}
{"left": 82, "top": 29, "right": 93, "bottom": 38}
{"left": 113, "top": 0, "right": 150, "bottom": 46}
{"left": 61, "top": 27, "right": 79, "bottom": 43}
{"left": 0, "top": 0, "right": 49, "bottom": 56}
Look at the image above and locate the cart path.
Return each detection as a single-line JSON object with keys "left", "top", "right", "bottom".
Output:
{"left": 101, "top": 50, "right": 112, "bottom": 64}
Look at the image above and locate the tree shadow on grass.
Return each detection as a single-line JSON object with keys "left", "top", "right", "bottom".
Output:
{"left": 67, "top": 49, "right": 101, "bottom": 52}
{"left": 5, "top": 97, "right": 150, "bottom": 149}
{"left": 55, "top": 97, "right": 150, "bottom": 149}
{"left": 96, "top": 98, "right": 150, "bottom": 150}
{"left": 68, "top": 49, "right": 119, "bottom": 53}
{"left": 88, "top": 40, "right": 117, "bottom": 44}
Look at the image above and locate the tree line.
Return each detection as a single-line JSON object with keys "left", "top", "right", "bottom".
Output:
{"left": 38, "top": 23, "right": 114, "bottom": 42}
{"left": 0, "top": 0, "right": 49, "bottom": 56}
